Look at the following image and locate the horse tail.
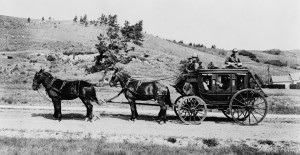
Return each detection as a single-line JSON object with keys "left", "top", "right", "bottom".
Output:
{"left": 165, "top": 86, "right": 173, "bottom": 107}
{"left": 91, "top": 86, "right": 101, "bottom": 105}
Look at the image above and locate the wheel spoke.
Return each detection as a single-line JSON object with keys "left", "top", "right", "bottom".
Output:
{"left": 231, "top": 104, "right": 247, "bottom": 108}
{"left": 252, "top": 110, "right": 264, "bottom": 117}
{"left": 238, "top": 93, "right": 246, "bottom": 103}
{"left": 253, "top": 101, "right": 265, "bottom": 107}
{"left": 234, "top": 98, "right": 245, "bottom": 106}
{"left": 181, "top": 107, "right": 190, "bottom": 111}
{"left": 253, "top": 108, "right": 266, "bottom": 110}
{"left": 248, "top": 112, "right": 251, "bottom": 124}
{"left": 250, "top": 111, "right": 258, "bottom": 122}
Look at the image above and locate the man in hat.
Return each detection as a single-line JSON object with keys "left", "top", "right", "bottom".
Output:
{"left": 225, "top": 48, "right": 242, "bottom": 68}
{"left": 187, "top": 53, "right": 202, "bottom": 71}
{"left": 172, "top": 53, "right": 202, "bottom": 94}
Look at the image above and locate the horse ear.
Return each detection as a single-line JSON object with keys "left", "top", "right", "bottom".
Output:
{"left": 114, "top": 67, "right": 119, "bottom": 73}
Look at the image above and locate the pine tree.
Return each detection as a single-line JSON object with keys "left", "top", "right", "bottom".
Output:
{"left": 121, "top": 20, "right": 144, "bottom": 46}
{"left": 73, "top": 16, "right": 77, "bottom": 22}
{"left": 27, "top": 17, "right": 31, "bottom": 23}
{"left": 79, "top": 16, "right": 83, "bottom": 23}
{"left": 108, "top": 15, "right": 118, "bottom": 27}
{"left": 82, "top": 14, "right": 87, "bottom": 23}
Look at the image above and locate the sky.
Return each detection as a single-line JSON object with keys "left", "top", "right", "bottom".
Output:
{"left": 1, "top": 0, "right": 299, "bottom": 50}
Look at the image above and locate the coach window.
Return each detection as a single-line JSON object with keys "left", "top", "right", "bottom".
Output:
{"left": 202, "top": 74, "right": 212, "bottom": 91}
{"left": 217, "top": 74, "right": 231, "bottom": 90}
{"left": 237, "top": 74, "right": 246, "bottom": 90}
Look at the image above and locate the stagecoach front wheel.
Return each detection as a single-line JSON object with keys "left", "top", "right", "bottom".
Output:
{"left": 173, "top": 95, "right": 186, "bottom": 117}
{"left": 229, "top": 89, "right": 268, "bottom": 125}
{"left": 177, "top": 96, "right": 207, "bottom": 125}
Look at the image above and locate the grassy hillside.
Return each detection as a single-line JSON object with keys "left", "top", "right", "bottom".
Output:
{"left": 0, "top": 15, "right": 299, "bottom": 85}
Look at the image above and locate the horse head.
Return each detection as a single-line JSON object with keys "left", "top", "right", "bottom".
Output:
{"left": 109, "top": 68, "right": 131, "bottom": 87}
{"left": 32, "top": 69, "right": 45, "bottom": 90}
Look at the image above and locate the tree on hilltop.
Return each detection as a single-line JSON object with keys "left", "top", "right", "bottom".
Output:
{"left": 108, "top": 15, "right": 118, "bottom": 27}
{"left": 82, "top": 14, "right": 87, "bottom": 23}
{"left": 86, "top": 16, "right": 144, "bottom": 74}
{"left": 121, "top": 20, "right": 144, "bottom": 46}
{"left": 99, "top": 14, "right": 108, "bottom": 25}
{"left": 73, "top": 16, "right": 77, "bottom": 22}
{"left": 27, "top": 17, "right": 31, "bottom": 23}
{"left": 79, "top": 16, "right": 83, "bottom": 23}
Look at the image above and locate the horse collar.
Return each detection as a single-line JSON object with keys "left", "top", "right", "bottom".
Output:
{"left": 46, "top": 77, "right": 56, "bottom": 90}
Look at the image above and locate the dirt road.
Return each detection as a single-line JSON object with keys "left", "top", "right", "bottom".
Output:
{"left": 0, "top": 105, "right": 300, "bottom": 151}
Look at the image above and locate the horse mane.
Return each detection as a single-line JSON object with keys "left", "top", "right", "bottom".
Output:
{"left": 117, "top": 71, "right": 131, "bottom": 81}
{"left": 42, "top": 71, "right": 54, "bottom": 78}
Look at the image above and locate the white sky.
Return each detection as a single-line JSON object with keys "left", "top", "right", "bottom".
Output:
{"left": 1, "top": 0, "right": 299, "bottom": 50}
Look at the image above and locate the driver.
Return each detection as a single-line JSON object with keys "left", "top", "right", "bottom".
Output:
{"left": 225, "top": 48, "right": 242, "bottom": 68}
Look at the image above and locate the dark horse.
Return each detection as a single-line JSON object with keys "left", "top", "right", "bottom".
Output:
{"left": 32, "top": 69, "right": 102, "bottom": 121}
{"left": 109, "top": 68, "right": 172, "bottom": 123}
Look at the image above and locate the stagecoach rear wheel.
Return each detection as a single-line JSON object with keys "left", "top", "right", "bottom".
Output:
{"left": 229, "top": 89, "right": 268, "bottom": 125}
{"left": 222, "top": 109, "right": 232, "bottom": 119}
{"left": 222, "top": 109, "right": 250, "bottom": 121}
{"left": 173, "top": 95, "right": 186, "bottom": 117}
{"left": 177, "top": 96, "right": 207, "bottom": 125}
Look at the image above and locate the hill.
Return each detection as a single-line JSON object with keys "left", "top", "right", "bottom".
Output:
{"left": 0, "top": 15, "right": 299, "bottom": 86}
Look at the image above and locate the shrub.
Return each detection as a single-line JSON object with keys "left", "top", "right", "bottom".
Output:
{"left": 2, "top": 97, "right": 14, "bottom": 104}
{"left": 218, "top": 50, "right": 226, "bottom": 56}
{"left": 251, "top": 58, "right": 260, "bottom": 63}
{"left": 202, "top": 138, "right": 219, "bottom": 147}
{"left": 46, "top": 55, "right": 56, "bottom": 61}
{"left": 238, "top": 50, "right": 256, "bottom": 59}
{"left": 263, "top": 49, "right": 282, "bottom": 55}
{"left": 264, "top": 60, "right": 287, "bottom": 67}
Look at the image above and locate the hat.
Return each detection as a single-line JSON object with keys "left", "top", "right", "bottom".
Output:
{"left": 232, "top": 48, "right": 238, "bottom": 53}
{"left": 192, "top": 53, "right": 198, "bottom": 58}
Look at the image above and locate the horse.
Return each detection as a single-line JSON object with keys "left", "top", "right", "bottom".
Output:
{"left": 109, "top": 68, "right": 172, "bottom": 123}
{"left": 32, "top": 69, "right": 102, "bottom": 121}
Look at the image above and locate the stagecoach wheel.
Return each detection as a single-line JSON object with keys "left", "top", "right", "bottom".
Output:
{"left": 177, "top": 96, "right": 207, "bottom": 125}
{"left": 222, "top": 109, "right": 232, "bottom": 119}
{"left": 229, "top": 89, "right": 268, "bottom": 125}
{"left": 222, "top": 109, "right": 249, "bottom": 121}
{"left": 173, "top": 95, "right": 186, "bottom": 117}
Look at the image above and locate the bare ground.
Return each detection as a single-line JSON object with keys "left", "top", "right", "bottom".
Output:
{"left": 0, "top": 105, "right": 299, "bottom": 152}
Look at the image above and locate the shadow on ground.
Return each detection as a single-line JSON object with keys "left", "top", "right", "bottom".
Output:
{"left": 31, "top": 112, "right": 234, "bottom": 124}
{"left": 31, "top": 113, "right": 86, "bottom": 121}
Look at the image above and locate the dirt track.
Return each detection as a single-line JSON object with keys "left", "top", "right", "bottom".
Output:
{"left": 0, "top": 105, "right": 300, "bottom": 151}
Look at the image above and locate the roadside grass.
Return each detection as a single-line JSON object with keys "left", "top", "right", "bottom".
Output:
{"left": 268, "top": 97, "right": 300, "bottom": 114}
{"left": 0, "top": 137, "right": 297, "bottom": 155}
{"left": 264, "top": 89, "right": 300, "bottom": 114}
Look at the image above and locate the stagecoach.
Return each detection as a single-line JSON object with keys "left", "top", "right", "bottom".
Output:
{"left": 173, "top": 68, "right": 268, "bottom": 125}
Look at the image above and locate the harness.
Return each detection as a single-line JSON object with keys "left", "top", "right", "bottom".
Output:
{"left": 45, "top": 76, "right": 67, "bottom": 93}
{"left": 120, "top": 77, "right": 160, "bottom": 99}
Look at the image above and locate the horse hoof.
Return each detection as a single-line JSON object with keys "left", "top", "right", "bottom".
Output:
{"left": 157, "top": 120, "right": 166, "bottom": 125}
{"left": 94, "top": 116, "right": 100, "bottom": 121}
{"left": 129, "top": 119, "right": 136, "bottom": 122}
{"left": 85, "top": 118, "right": 92, "bottom": 122}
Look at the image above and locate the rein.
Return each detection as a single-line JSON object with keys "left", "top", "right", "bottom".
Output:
{"left": 37, "top": 86, "right": 52, "bottom": 102}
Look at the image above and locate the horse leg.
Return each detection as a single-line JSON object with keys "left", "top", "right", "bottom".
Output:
{"left": 80, "top": 98, "right": 93, "bottom": 122}
{"left": 161, "top": 105, "right": 167, "bottom": 124}
{"left": 157, "top": 98, "right": 167, "bottom": 124}
{"left": 128, "top": 99, "right": 136, "bottom": 122}
{"left": 157, "top": 109, "right": 163, "bottom": 120}
{"left": 51, "top": 99, "right": 58, "bottom": 119}
{"left": 134, "top": 103, "right": 139, "bottom": 118}
{"left": 52, "top": 98, "right": 62, "bottom": 121}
